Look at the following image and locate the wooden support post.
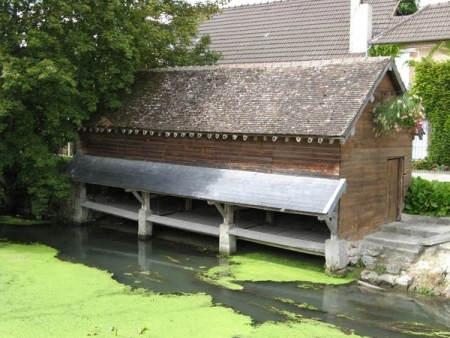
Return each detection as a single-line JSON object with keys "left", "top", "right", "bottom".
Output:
{"left": 73, "top": 183, "right": 88, "bottom": 223}
{"left": 219, "top": 204, "right": 236, "bottom": 255}
{"left": 323, "top": 216, "right": 338, "bottom": 240}
{"left": 266, "top": 210, "right": 274, "bottom": 224}
{"left": 185, "top": 198, "right": 193, "bottom": 211}
{"left": 318, "top": 206, "right": 339, "bottom": 240}
{"left": 138, "top": 192, "right": 153, "bottom": 240}
{"left": 319, "top": 206, "right": 348, "bottom": 271}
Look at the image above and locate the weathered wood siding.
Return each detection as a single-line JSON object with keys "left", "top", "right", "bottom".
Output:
{"left": 79, "top": 133, "right": 341, "bottom": 177}
{"left": 338, "top": 73, "right": 412, "bottom": 240}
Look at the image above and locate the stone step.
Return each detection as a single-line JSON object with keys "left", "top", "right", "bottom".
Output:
{"left": 364, "top": 232, "right": 423, "bottom": 254}
{"left": 381, "top": 222, "right": 450, "bottom": 238}
{"left": 401, "top": 213, "right": 450, "bottom": 225}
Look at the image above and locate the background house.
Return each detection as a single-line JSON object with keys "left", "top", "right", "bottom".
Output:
{"left": 369, "top": 1, "right": 450, "bottom": 159}
{"left": 370, "top": 1, "right": 450, "bottom": 87}
{"left": 197, "top": 0, "right": 399, "bottom": 63}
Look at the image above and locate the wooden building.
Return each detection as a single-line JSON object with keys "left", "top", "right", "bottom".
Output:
{"left": 67, "top": 57, "right": 412, "bottom": 269}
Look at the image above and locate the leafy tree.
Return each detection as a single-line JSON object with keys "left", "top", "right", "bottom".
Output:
{"left": 411, "top": 57, "right": 450, "bottom": 166}
{"left": 0, "top": 0, "right": 222, "bottom": 217}
{"left": 369, "top": 44, "right": 401, "bottom": 57}
{"left": 396, "top": 0, "right": 418, "bottom": 16}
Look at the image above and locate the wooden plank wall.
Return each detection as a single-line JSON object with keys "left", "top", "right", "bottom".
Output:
{"left": 338, "top": 73, "right": 412, "bottom": 240}
{"left": 79, "top": 133, "right": 341, "bottom": 177}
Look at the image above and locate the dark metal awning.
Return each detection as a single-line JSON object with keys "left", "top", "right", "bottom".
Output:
{"left": 66, "top": 155, "right": 346, "bottom": 217}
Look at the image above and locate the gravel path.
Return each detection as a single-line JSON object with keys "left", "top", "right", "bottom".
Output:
{"left": 412, "top": 171, "right": 450, "bottom": 182}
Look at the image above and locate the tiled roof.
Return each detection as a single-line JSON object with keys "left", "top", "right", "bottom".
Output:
{"left": 366, "top": 0, "right": 403, "bottom": 35}
{"left": 370, "top": 2, "right": 450, "bottom": 44}
{"left": 67, "top": 155, "right": 347, "bottom": 216}
{"left": 90, "top": 57, "right": 402, "bottom": 138}
{"left": 197, "top": 0, "right": 399, "bottom": 64}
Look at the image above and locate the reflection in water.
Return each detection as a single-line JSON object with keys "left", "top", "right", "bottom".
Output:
{"left": 1, "top": 223, "right": 450, "bottom": 338}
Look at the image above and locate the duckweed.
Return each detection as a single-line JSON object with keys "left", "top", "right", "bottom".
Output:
{"left": 199, "top": 252, "right": 354, "bottom": 290}
{"left": 0, "top": 242, "right": 362, "bottom": 338}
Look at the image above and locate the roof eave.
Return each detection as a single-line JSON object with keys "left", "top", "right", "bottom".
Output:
{"left": 79, "top": 127, "right": 345, "bottom": 145}
{"left": 370, "top": 37, "right": 450, "bottom": 45}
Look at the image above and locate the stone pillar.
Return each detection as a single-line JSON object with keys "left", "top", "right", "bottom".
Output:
{"left": 73, "top": 183, "right": 88, "bottom": 223}
{"left": 219, "top": 204, "right": 236, "bottom": 255}
{"left": 325, "top": 239, "right": 349, "bottom": 271}
{"left": 138, "top": 192, "right": 153, "bottom": 240}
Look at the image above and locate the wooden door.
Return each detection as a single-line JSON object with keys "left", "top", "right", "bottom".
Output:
{"left": 387, "top": 158, "right": 403, "bottom": 222}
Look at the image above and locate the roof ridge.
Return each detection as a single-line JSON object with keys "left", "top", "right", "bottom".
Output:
{"left": 141, "top": 57, "right": 392, "bottom": 73}
{"left": 224, "top": 0, "right": 296, "bottom": 10}
{"left": 424, "top": 1, "right": 450, "bottom": 8}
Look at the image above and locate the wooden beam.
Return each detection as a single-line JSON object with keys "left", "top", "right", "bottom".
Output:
{"left": 126, "top": 189, "right": 145, "bottom": 205}
{"left": 81, "top": 201, "right": 139, "bottom": 221}
{"left": 146, "top": 214, "right": 219, "bottom": 236}
{"left": 228, "top": 228, "right": 325, "bottom": 254}
{"left": 208, "top": 201, "right": 226, "bottom": 219}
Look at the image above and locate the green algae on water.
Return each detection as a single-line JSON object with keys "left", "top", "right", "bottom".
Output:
{"left": 0, "top": 242, "right": 363, "bottom": 338}
{"left": 199, "top": 252, "right": 354, "bottom": 290}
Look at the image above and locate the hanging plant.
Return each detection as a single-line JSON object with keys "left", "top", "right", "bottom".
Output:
{"left": 373, "top": 93, "right": 426, "bottom": 139}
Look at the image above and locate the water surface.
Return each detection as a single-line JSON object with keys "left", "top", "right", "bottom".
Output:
{"left": 2, "top": 223, "right": 450, "bottom": 338}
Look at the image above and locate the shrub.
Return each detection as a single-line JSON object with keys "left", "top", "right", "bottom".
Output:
{"left": 404, "top": 177, "right": 450, "bottom": 216}
{"left": 412, "top": 158, "right": 450, "bottom": 171}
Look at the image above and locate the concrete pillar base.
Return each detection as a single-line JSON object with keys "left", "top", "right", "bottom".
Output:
{"left": 138, "top": 208, "right": 153, "bottom": 240}
{"left": 325, "top": 239, "right": 349, "bottom": 271}
{"left": 219, "top": 223, "right": 236, "bottom": 255}
{"left": 73, "top": 184, "right": 88, "bottom": 223}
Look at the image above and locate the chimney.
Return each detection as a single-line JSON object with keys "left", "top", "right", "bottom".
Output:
{"left": 349, "top": 0, "right": 372, "bottom": 54}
